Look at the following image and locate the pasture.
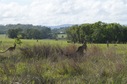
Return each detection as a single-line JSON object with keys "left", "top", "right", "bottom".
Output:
{"left": 0, "top": 34, "right": 127, "bottom": 84}
{"left": 57, "top": 33, "right": 67, "bottom": 39}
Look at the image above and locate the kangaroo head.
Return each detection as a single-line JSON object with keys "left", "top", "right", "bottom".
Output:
{"left": 82, "top": 41, "right": 87, "bottom": 49}
{"left": 83, "top": 41, "right": 87, "bottom": 45}
{"left": 14, "top": 43, "right": 16, "bottom": 47}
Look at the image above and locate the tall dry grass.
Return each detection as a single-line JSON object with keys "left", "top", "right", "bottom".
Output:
{"left": 0, "top": 44, "right": 127, "bottom": 83}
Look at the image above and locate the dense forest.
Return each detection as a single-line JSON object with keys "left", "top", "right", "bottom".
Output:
{"left": 67, "top": 21, "right": 127, "bottom": 43}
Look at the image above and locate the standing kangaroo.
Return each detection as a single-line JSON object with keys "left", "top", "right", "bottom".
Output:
{"left": 0, "top": 44, "right": 16, "bottom": 53}
{"left": 76, "top": 41, "right": 87, "bottom": 55}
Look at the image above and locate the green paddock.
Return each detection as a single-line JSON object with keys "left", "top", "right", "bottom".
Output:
{"left": 0, "top": 34, "right": 127, "bottom": 54}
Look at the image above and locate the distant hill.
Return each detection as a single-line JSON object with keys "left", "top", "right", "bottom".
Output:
{"left": 49, "top": 24, "right": 75, "bottom": 29}
{"left": 51, "top": 27, "right": 68, "bottom": 34}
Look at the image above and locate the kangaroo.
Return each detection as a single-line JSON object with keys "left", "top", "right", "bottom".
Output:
{"left": 0, "top": 44, "right": 16, "bottom": 53}
{"left": 76, "top": 41, "right": 87, "bottom": 55}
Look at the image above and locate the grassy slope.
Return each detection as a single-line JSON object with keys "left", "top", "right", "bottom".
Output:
{"left": 0, "top": 35, "right": 127, "bottom": 83}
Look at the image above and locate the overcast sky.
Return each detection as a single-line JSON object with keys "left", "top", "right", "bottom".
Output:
{"left": 0, "top": 0, "right": 127, "bottom": 26}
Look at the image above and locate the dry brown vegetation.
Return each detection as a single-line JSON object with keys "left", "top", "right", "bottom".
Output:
{"left": 0, "top": 43, "right": 127, "bottom": 84}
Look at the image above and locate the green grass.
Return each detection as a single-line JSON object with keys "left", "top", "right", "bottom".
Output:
{"left": 57, "top": 34, "right": 67, "bottom": 39}
{"left": 0, "top": 34, "right": 127, "bottom": 83}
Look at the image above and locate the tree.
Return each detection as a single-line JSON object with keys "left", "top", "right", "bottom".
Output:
{"left": 66, "top": 21, "right": 127, "bottom": 43}
{"left": 79, "top": 23, "right": 93, "bottom": 43}
{"left": 66, "top": 25, "right": 79, "bottom": 43}
{"left": 40, "top": 28, "right": 52, "bottom": 39}
{"left": 8, "top": 28, "right": 23, "bottom": 38}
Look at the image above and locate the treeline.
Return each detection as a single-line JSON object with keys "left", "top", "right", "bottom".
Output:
{"left": 0, "top": 24, "right": 35, "bottom": 34}
{"left": 67, "top": 21, "right": 127, "bottom": 43}
{"left": 6, "top": 24, "right": 52, "bottom": 39}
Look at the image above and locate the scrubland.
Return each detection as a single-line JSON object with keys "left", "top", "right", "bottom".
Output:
{"left": 0, "top": 39, "right": 127, "bottom": 84}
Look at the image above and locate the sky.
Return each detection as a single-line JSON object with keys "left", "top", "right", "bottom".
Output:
{"left": 0, "top": 0, "right": 127, "bottom": 26}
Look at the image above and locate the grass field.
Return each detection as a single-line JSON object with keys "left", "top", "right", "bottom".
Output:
{"left": 57, "top": 33, "right": 67, "bottom": 39}
{"left": 0, "top": 34, "right": 127, "bottom": 83}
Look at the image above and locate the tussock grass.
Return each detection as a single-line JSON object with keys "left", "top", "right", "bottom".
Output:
{"left": 0, "top": 43, "right": 127, "bottom": 84}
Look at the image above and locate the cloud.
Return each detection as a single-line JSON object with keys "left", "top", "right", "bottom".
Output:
{"left": 0, "top": 0, "right": 127, "bottom": 25}
{"left": 0, "top": 2, "right": 28, "bottom": 24}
